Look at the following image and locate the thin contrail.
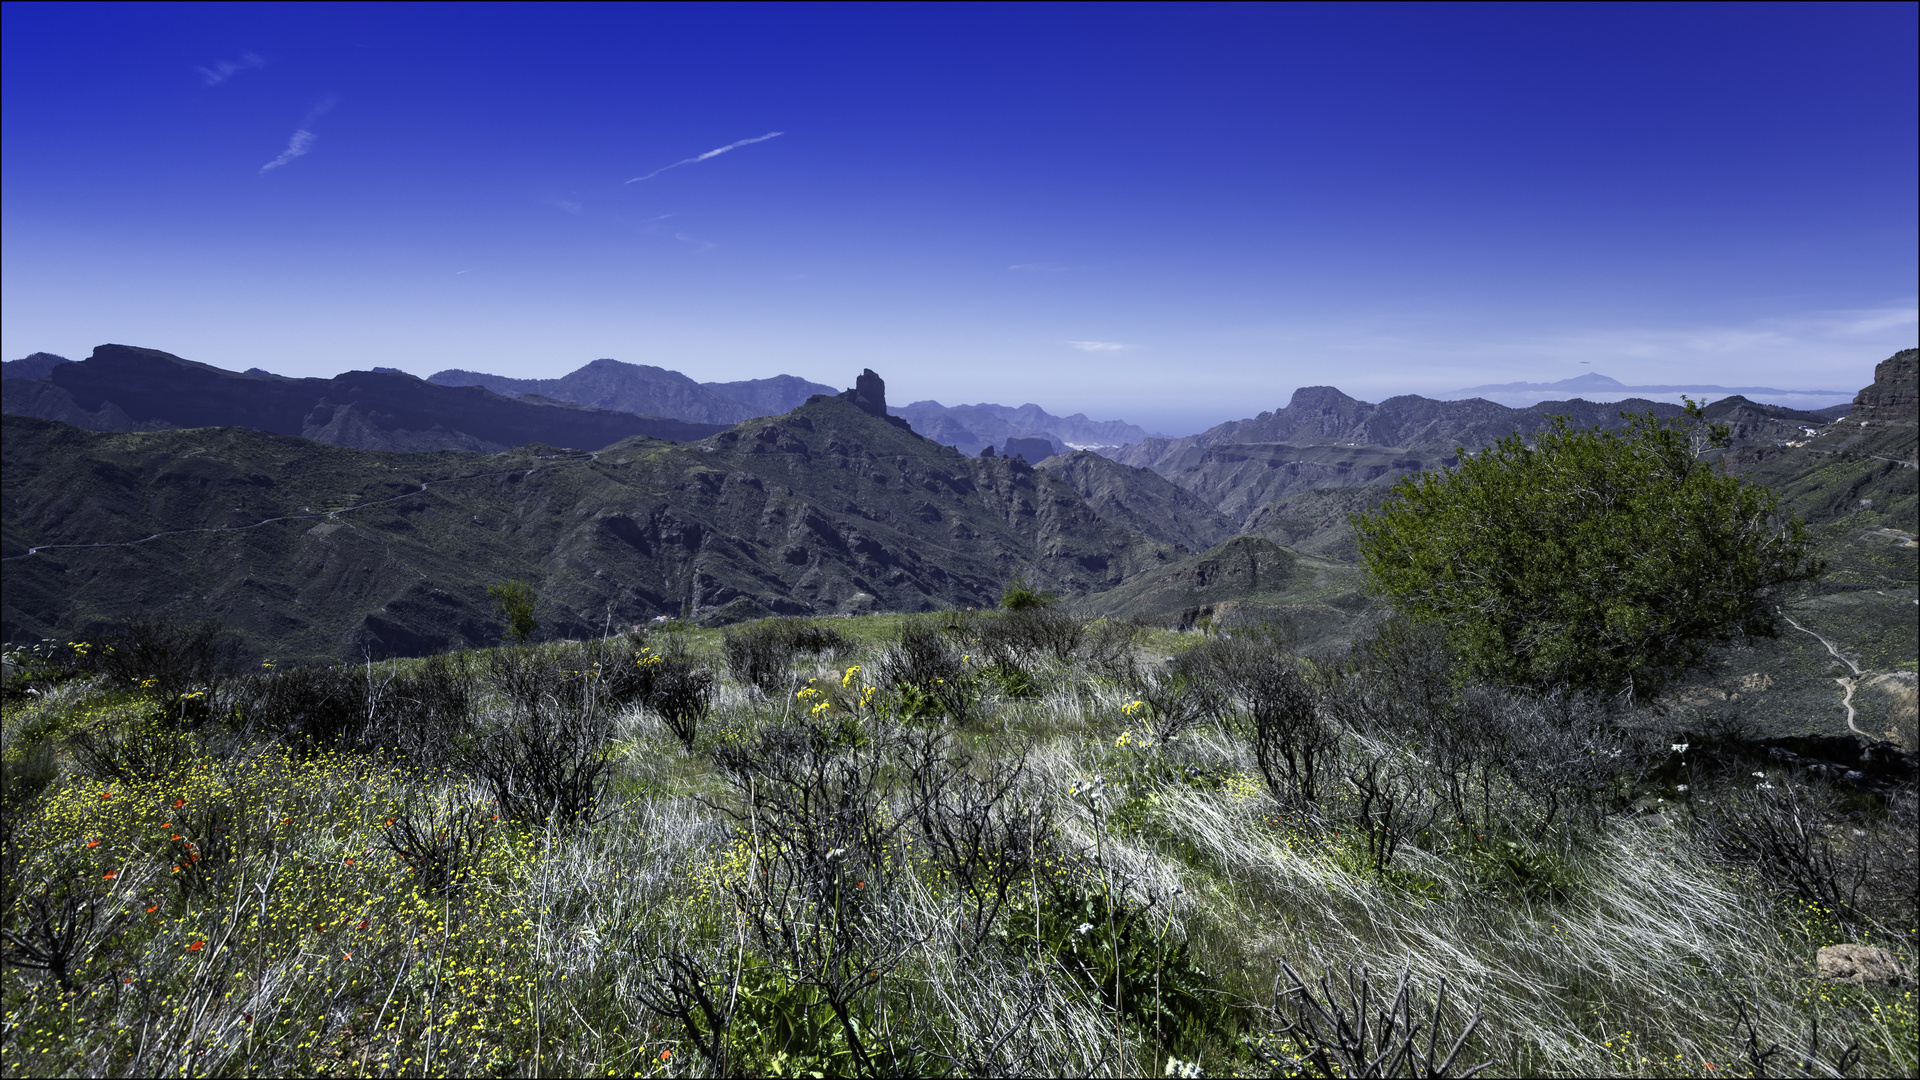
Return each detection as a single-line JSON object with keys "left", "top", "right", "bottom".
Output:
{"left": 626, "top": 131, "right": 783, "bottom": 183}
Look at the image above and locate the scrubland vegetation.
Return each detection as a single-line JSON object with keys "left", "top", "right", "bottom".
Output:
{"left": 2, "top": 606, "right": 1913, "bottom": 1079}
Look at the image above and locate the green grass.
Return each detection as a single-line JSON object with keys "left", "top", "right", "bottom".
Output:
{"left": 3, "top": 616, "right": 1914, "bottom": 1078}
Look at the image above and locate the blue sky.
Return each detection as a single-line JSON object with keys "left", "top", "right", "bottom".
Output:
{"left": 4, "top": 2, "right": 1914, "bottom": 435}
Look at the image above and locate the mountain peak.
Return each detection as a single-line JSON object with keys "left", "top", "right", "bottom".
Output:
{"left": 2, "top": 352, "right": 74, "bottom": 381}
{"left": 1553, "top": 372, "right": 1629, "bottom": 389}
{"left": 836, "top": 369, "right": 913, "bottom": 430}
{"left": 1285, "top": 385, "right": 1362, "bottom": 412}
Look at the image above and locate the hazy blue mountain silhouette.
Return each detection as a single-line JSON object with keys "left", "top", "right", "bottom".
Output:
{"left": 1451, "top": 372, "right": 1849, "bottom": 395}
{"left": 2, "top": 345, "right": 722, "bottom": 452}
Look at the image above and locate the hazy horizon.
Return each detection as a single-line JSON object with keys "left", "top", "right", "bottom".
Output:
{"left": 4, "top": 4, "right": 1914, "bottom": 438}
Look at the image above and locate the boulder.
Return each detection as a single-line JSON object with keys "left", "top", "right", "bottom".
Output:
{"left": 1815, "top": 943, "right": 1912, "bottom": 986}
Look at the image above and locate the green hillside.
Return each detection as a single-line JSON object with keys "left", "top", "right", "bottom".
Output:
{"left": 1669, "top": 377, "right": 1918, "bottom": 746}
{"left": 1033, "top": 450, "right": 1236, "bottom": 552}
{"left": 1078, "top": 536, "right": 1369, "bottom": 651}
{"left": 2, "top": 395, "right": 1174, "bottom": 663}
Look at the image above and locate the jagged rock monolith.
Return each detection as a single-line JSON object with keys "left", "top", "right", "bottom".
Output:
{"left": 839, "top": 368, "right": 912, "bottom": 430}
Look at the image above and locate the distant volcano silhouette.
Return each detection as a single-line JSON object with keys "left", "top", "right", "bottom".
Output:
{"left": 1451, "top": 373, "right": 1849, "bottom": 396}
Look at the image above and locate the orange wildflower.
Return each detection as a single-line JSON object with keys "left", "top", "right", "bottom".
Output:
{"left": 186, "top": 940, "right": 205, "bottom": 952}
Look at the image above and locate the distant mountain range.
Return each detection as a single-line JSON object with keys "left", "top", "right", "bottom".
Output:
{"left": 887, "top": 401, "right": 1162, "bottom": 457}
{"left": 2, "top": 346, "right": 723, "bottom": 452}
{"left": 1110, "top": 385, "right": 1851, "bottom": 521}
{"left": 429, "top": 359, "right": 1163, "bottom": 458}
{"left": 1443, "top": 371, "right": 1856, "bottom": 411}
{"left": 4, "top": 348, "right": 1164, "bottom": 462}
{"left": 2, "top": 340, "right": 1908, "bottom": 687}
{"left": 427, "top": 361, "right": 837, "bottom": 426}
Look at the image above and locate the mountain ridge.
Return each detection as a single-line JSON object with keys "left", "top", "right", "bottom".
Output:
{"left": 1, "top": 370, "right": 1177, "bottom": 662}
{"left": 889, "top": 400, "right": 1161, "bottom": 456}
{"left": 1450, "top": 372, "right": 1851, "bottom": 396}
{"left": 426, "top": 359, "right": 837, "bottom": 426}
{"left": 1103, "top": 378, "right": 1887, "bottom": 521}
{"left": 2, "top": 345, "right": 724, "bottom": 452}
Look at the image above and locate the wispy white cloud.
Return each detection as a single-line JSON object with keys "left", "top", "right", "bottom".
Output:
{"left": 674, "top": 231, "right": 718, "bottom": 253}
{"left": 1824, "top": 304, "right": 1918, "bottom": 336}
{"left": 195, "top": 52, "right": 265, "bottom": 87}
{"left": 258, "top": 98, "right": 338, "bottom": 176}
{"left": 1491, "top": 304, "right": 1917, "bottom": 373}
{"left": 302, "top": 96, "right": 339, "bottom": 125}
{"left": 259, "top": 130, "right": 316, "bottom": 174}
{"left": 1065, "top": 340, "right": 1132, "bottom": 352}
{"left": 625, "top": 131, "right": 784, "bottom": 183}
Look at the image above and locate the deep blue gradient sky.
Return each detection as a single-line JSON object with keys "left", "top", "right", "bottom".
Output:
{"left": 4, "top": 2, "right": 1914, "bottom": 435}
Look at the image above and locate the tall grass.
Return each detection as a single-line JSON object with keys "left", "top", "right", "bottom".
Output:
{"left": 2, "top": 615, "right": 1913, "bottom": 1078}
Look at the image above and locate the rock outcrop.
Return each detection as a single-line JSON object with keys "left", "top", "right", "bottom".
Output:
{"left": 1816, "top": 944, "right": 1912, "bottom": 986}
{"left": 1000, "top": 437, "right": 1055, "bottom": 464}
{"left": 837, "top": 369, "right": 913, "bottom": 431}
{"left": 1849, "top": 348, "right": 1918, "bottom": 426}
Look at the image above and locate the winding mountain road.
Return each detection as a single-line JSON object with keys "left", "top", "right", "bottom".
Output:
{"left": 1782, "top": 613, "right": 1873, "bottom": 738}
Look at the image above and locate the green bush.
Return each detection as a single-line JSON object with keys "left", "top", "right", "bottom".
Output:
{"left": 1353, "top": 405, "right": 1821, "bottom": 699}
{"left": 999, "top": 577, "right": 1058, "bottom": 612}
{"left": 1002, "top": 884, "right": 1238, "bottom": 1058}
{"left": 487, "top": 579, "right": 540, "bottom": 644}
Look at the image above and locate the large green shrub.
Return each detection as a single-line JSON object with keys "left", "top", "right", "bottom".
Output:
{"left": 1352, "top": 406, "right": 1820, "bottom": 699}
